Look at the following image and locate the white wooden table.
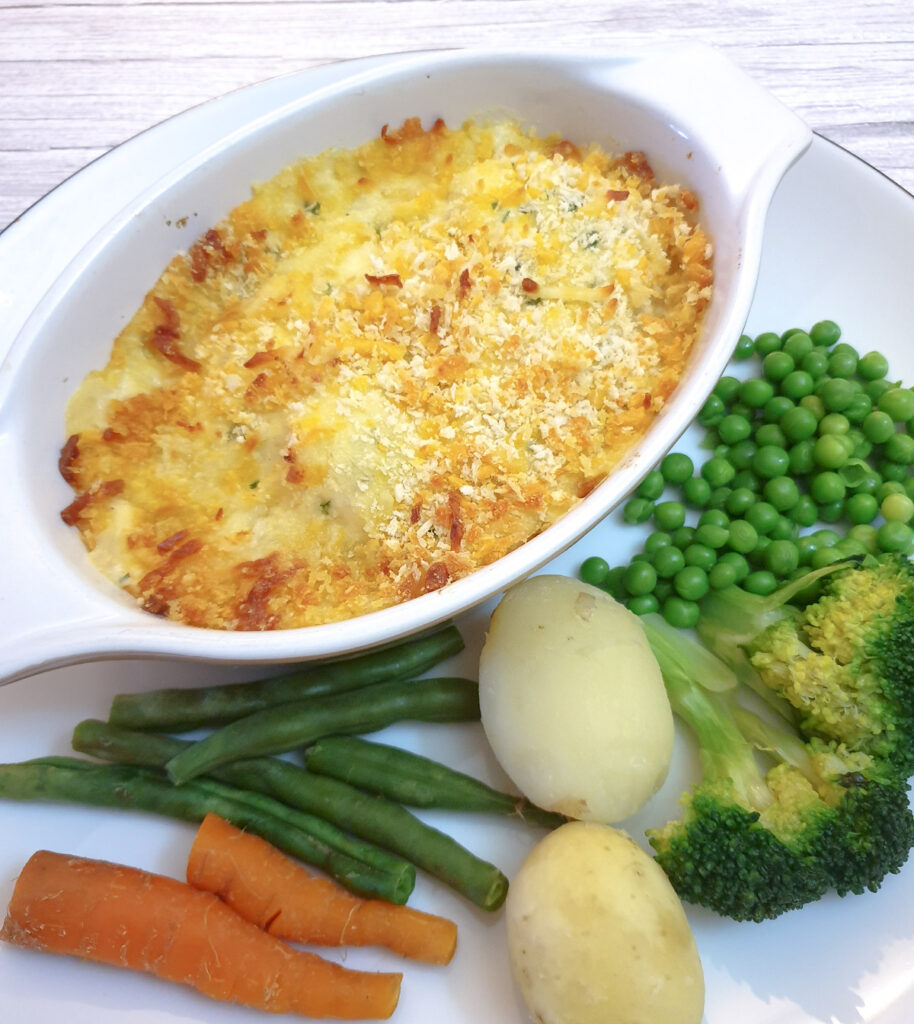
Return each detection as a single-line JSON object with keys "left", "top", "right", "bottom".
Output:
{"left": 2, "top": 0, "right": 912, "bottom": 230}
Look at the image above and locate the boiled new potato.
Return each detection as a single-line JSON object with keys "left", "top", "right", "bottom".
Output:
{"left": 478, "top": 575, "right": 673, "bottom": 822}
{"left": 506, "top": 821, "right": 704, "bottom": 1024}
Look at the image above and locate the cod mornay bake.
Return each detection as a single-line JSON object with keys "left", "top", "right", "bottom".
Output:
{"left": 58, "top": 116, "right": 713, "bottom": 630}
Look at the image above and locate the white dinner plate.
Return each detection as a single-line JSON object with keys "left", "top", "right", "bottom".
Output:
{"left": 1, "top": 55, "right": 912, "bottom": 1024}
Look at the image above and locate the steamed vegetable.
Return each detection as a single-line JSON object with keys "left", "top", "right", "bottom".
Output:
{"left": 188, "top": 813, "right": 458, "bottom": 964}
{"left": 165, "top": 676, "right": 480, "bottom": 785}
{"left": 642, "top": 557, "right": 914, "bottom": 921}
{"left": 478, "top": 575, "right": 673, "bottom": 823}
{"left": 0, "top": 757, "right": 415, "bottom": 903}
{"left": 72, "top": 720, "right": 508, "bottom": 911}
{"left": 1, "top": 849, "right": 403, "bottom": 1019}
{"left": 108, "top": 624, "right": 465, "bottom": 731}
{"left": 505, "top": 821, "right": 704, "bottom": 1024}
{"left": 304, "top": 735, "right": 566, "bottom": 828}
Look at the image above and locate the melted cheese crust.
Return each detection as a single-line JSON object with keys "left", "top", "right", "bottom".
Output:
{"left": 60, "top": 117, "right": 713, "bottom": 630}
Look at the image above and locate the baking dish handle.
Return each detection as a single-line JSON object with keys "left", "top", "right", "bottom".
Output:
{"left": 596, "top": 42, "right": 812, "bottom": 202}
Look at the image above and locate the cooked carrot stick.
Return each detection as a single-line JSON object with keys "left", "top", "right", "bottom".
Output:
{"left": 188, "top": 813, "right": 458, "bottom": 965}
{"left": 1, "top": 849, "right": 401, "bottom": 1019}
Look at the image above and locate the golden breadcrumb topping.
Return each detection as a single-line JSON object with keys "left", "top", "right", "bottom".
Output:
{"left": 60, "top": 116, "right": 713, "bottom": 630}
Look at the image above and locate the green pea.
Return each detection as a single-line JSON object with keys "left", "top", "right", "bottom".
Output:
{"left": 818, "top": 412, "right": 850, "bottom": 436}
{"left": 809, "top": 319, "right": 842, "bottom": 346}
{"left": 744, "top": 570, "right": 778, "bottom": 596}
{"left": 725, "top": 487, "right": 757, "bottom": 516}
{"left": 694, "top": 523, "right": 729, "bottom": 549}
{"left": 729, "top": 402, "right": 753, "bottom": 421}
{"left": 788, "top": 439, "right": 816, "bottom": 475}
{"left": 881, "top": 493, "right": 914, "bottom": 523}
{"left": 660, "top": 452, "right": 695, "bottom": 484}
{"left": 833, "top": 537, "right": 869, "bottom": 559}
{"left": 782, "top": 332, "right": 814, "bottom": 362}
{"left": 718, "top": 414, "right": 752, "bottom": 445}
{"left": 728, "top": 519, "right": 759, "bottom": 554}
{"left": 905, "top": 476, "right": 914, "bottom": 501}
{"left": 673, "top": 565, "right": 710, "bottom": 602}
{"left": 684, "top": 543, "right": 717, "bottom": 571}
{"left": 876, "top": 480, "right": 906, "bottom": 503}
{"left": 763, "top": 476, "right": 800, "bottom": 511}
{"left": 810, "top": 471, "right": 846, "bottom": 504}
{"left": 863, "top": 410, "right": 895, "bottom": 444}
{"left": 653, "top": 545, "right": 686, "bottom": 578}
{"left": 727, "top": 440, "right": 758, "bottom": 471}
{"left": 580, "top": 556, "right": 610, "bottom": 586}
{"left": 654, "top": 500, "right": 687, "bottom": 531}
{"left": 624, "top": 561, "right": 659, "bottom": 596}
{"left": 765, "top": 539, "right": 800, "bottom": 577}
{"left": 754, "top": 331, "right": 782, "bottom": 356}
{"left": 763, "top": 396, "right": 795, "bottom": 423}
{"left": 714, "top": 376, "right": 742, "bottom": 404}
{"left": 708, "top": 561, "right": 738, "bottom": 589}
{"left": 771, "top": 516, "right": 799, "bottom": 541}
{"left": 671, "top": 526, "right": 696, "bottom": 550}
{"left": 698, "top": 394, "right": 726, "bottom": 426}
{"left": 654, "top": 579, "right": 674, "bottom": 602}
{"left": 844, "top": 393, "right": 873, "bottom": 423}
{"left": 796, "top": 535, "right": 818, "bottom": 565}
{"left": 701, "top": 456, "right": 736, "bottom": 488}
{"left": 698, "top": 509, "right": 730, "bottom": 529}
{"left": 780, "top": 405, "right": 818, "bottom": 441}
{"left": 662, "top": 596, "right": 701, "bottom": 629}
{"left": 885, "top": 433, "right": 914, "bottom": 464}
{"left": 718, "top": 551, "right": 751, "bottom": 580}
{"left": 810, "top": 547, "right": 845, "bottom": 569}
{"left": 682, "top": 476, "right": 712, "bottom": 508}
{"left": 627, "top": 593, "right": 660, "bottom": 616}
{"left": 740, "top": 378, "right": 775, "bottom": 409}
{"left": 707, "top": 486, "right": 732, "bottom": 510}
{"left": 780, "top": 371, "right": 816, "bottom": 401}
{"left": 880, "top": 459, "right": 909, "bottom": 483}
{"left": 857, "top": 351, "right": 890, "bottom": 381}
{"left": 754, "top": 423, "right": 788, "bottom": 450}
{"left": 644, "top": 531, "right": 673, "bottom": 553}
{"left": 818, "top": 378, "right": 856, "bottom": 412}
{"left": 789, "top": 494, "right": 819, "bottom": 527}
{"left": 637, "top": 469, "right": 665, "bottom": 500}
{"left": 865, "top": 378, "right": 894, "bottom": 403}
{"left": 878, "top": 520, "right": 914, "bottom": 553}
{"left": 846, "top": 492, "right": 879, "bottom": 524}
{"left": 799, "top": 394, "right": 826, "bottom": 420}
{"left": 623, "top": 497, "right": 654, "bottom": 524}
{"left": 752, "top": 444, "right": 790, "bottom": 479}
{"left": 813, "top": 434, "right": 849, "bottom": 470}
{"left": 848, "top": 523, "right": 879, "bottom": 553}
{"left": 845, "top": 463, "right": 881, "bottom": 494}
{"left": 878, "top": 387, "right": 914, "bottom": 422}
{"left": 801, "top": 349, "right": 830, "bottom": 379}
{"left": 732, "top": 333, "right": 756, "bottom": 361}
{"left": 746, "top": 501, "right": 779, "bottom": 535}
{"left": 763, "top": 350, "right": 795, "bottom": 382}
{"left": 601, "top": 566, "right": 627, "bottom": 600}
{"left": 828, "top": 349, "right": 858, "bottom": 378}
{"left": 731, "top": 468, "right": 761, "bottom": 491}
{"left": 818, "top": 500, "right": 846, "bottom": 524}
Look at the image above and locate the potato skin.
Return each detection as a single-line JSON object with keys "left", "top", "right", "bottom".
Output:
{"left": 506, "top": 821, "right": 704, "bottom": 1024}
{"left": 478, "top": 575, "right": 673, "bottom": 823}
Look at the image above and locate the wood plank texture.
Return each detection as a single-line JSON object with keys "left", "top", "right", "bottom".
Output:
{"left": 1, "top": 0, "right": 913, "bottom": 229}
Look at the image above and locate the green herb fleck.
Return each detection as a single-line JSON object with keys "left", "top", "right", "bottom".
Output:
{"left": 303, "top": 200, "right": 321, "bottom": 214}
{"left": 320, "top": 500, "right": 332, "bottom": 514}
{"left": 249, "top": 480, "right": 259, "bottom": 490}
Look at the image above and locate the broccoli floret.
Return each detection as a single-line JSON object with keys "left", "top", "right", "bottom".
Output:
{"left": 700, "top": 554, "right": 914, "bottom": 780}
{"left": 641, "top": 606, "right": 914, "bottom": 922}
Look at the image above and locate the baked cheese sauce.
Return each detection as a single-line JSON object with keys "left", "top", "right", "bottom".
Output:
{"left": 59, "top": 117, "right": 712, "bottom": 630}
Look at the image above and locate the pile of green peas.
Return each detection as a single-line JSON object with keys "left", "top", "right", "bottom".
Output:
{"left": 579, "top": 319, "right": 914, "bottom": 628}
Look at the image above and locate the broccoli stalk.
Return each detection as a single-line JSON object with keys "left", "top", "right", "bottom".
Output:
{"left": 639, "top": 576, "right": 914, "bottom": 923}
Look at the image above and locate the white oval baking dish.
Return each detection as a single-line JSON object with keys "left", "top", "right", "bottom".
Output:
{"left": 0, "top": 44, "right": 811, "bottom": 684}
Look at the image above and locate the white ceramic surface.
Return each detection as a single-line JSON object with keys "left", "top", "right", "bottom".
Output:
{"left": 0, "top": 44, "right": 809, "bottom": 684}
{"left": 0, "top": 54, "right": 912, "bottom": 1024}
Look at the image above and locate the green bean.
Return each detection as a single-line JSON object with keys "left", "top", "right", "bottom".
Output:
{"left": 165, "top": 676, "right": 480, "bottom": 785}
{"left": 0, "top": 756, "right": 414, "bottom": 903}
{"left": 72, "top": 720, "right": 508, "bottom": 910}
{"left": 305, "top": 735, "right": 566, "bottom": 830}
{"left": 108, "top": 625, "right": 465, "bottom": 732}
